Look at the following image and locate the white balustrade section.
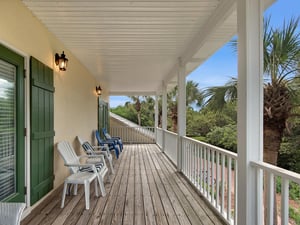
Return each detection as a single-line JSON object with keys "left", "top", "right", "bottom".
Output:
{"left": 109, "top": 126, "right": 155, "bottom": 144}
{"left": 251, "top": 161, "right": 300, "bottom": 225}
{"left": 156, "top": 127, "right": 163, "bottom": 148}
{"left": 181, "top": 136, "right": 238, "bottom": 225}
{"left": 164, "top": 130, "right": 178, "bottom": 166}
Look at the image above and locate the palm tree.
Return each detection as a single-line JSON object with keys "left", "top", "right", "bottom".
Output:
{"left": 168, "top": 80, "right": 204, "bottom": 132}
{"left": 204, "top": 17, "right": 300, "bottom": 166}
{"left": 263, "top": 17, "right": 300, "bottom": 164}
{"left": 128, "top": 96, "right": 142, "bottom": 126}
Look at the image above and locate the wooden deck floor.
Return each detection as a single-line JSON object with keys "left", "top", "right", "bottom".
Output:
{"left": 22, "top": 144, "right": 225, "bottom": 225}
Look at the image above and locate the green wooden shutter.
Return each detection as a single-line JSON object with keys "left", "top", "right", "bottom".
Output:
{"left": 30, "top": 57, "right": 55, "bottom": 205}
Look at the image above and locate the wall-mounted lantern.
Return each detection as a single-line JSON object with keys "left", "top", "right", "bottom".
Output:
{"left": 55, "top": 51, "right": 68, "bottom": 71}
{"left": 96, "top": 86, "right": 102, "bottom": 96}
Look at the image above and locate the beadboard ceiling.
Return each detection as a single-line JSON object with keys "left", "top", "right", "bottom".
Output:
{"left": 21, "top": 0, "right": 272, "bottom": 95}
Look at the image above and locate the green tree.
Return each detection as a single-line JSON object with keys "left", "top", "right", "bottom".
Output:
{"left": 187, "top": 104, "right": 236, "bottom": 137}
{"left": 111, "top": 105, "right": 137, "bottom": 123}
{"left": 204, "top": 17, "right": 300, "bottom": 166}
{"left": 206, "top": 124, "right": 237, "bottom": 152}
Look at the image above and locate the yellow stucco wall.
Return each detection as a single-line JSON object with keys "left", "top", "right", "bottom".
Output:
{"left": 0, "top": 0, "right": 106, "bottom": 193}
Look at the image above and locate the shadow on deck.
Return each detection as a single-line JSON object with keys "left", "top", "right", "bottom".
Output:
{"left": 22, "top": 144, "right": 225, "bottom": 225}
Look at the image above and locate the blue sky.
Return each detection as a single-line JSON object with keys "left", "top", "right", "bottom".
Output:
{"left": 110, "top": 0, "right": 300, "bottom": 108}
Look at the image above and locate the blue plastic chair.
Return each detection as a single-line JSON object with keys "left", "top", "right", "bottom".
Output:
{"left": 102, "top": 128, "right": 123, "bottom": 151}
{"left": 95, "top": 130, "right": 120, "bottom": 159}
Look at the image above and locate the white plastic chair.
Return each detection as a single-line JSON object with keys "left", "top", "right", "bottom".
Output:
{"left": 77, "top": 136, "right": 115, "bottom": 174}
{"left": 57, "top": 141, "right": 108, "bottom": 209}
{"left": 0, "top": 202, "right": 26, "bottom": 225}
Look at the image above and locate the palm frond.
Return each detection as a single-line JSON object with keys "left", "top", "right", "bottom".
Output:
{"left": 264, "top": 16, "right": 300, "bottom": 83}
{"left": 203, "top": 77, "right": 237, "bottom": 111}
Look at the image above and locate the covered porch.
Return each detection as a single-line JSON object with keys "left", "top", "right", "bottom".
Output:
{"left": 1, "top": 0, "right": 299, "bottom": 225}
{"left": 21, "top": 144, "right": 224, "bottom": 225}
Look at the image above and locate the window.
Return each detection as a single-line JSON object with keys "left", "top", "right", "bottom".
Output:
{"left": 0, "top": 59, "right": 17, "bottom": 200}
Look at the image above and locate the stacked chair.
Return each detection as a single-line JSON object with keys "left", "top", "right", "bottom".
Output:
{"left": 101, "top": 128, "right": 123, "bottom": 151}
{"left": 77, "top": 136, "right": 114, "bottom": 174}
{"left": 95, "top": 130, "right": 121, "bottom": 159}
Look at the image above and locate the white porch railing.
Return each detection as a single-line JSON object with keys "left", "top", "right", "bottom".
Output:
{"left": 181, "top": 136, "right": 238, "bottom": 225}
{"left": 110, "top": 126, "right": 155, "bottom": 144}
{"left": 251, "top": 161, "right": 300, "bottom": 225}
{"left": 109, "top": 126, "right": 300, "bottom": 225}
{"left": 164, "top": 130, "right": 178, "bottom": 166}
{"left": 156, "top": 127, "right": 163, "bottom": 148}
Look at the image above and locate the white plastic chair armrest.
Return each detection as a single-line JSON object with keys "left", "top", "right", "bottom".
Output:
{"left": 65, "top": 163, "right": 97, "bottom": 172}
{"left": 84, "top": 154, "right": 105, "bottom": 161}
{"left": 98, "top": 151, "right": 109, "bottom": 158}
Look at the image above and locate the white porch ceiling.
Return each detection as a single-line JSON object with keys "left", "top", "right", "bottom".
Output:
{"left": 21, "top": 0, "right": 271, "bottom": 95}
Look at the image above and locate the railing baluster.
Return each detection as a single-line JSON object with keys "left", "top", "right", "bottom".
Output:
{"left": 211, "top": 149, "right": 215, "bottom": 203}
{"left": 193, "top": 144, "right": 197, "bottom": 186}
{"left": 188, "top": 142, "right": 191, "bottom": 179}
{"left": 182, "top": 140, "right": 187, "bottom": 175}
{"left": 190, "top": 143, "right": 193, "bottom": 181}
{"left": 208, "top": 149, "right": 211, "bottom": 199}
{"left": 204, "top": 147, "right": 207, "bottom": 197}
{"left": 266, "top": 172, "right": 274, "bottom": 225}
{"left": 221, "top": 154, "right": 225, "bottom": 215}
{"left": 256, "top": 167, "right": 263, "bottom": 225}
{"left": 234, "top": 159, "right": 238, "bottom": 225}
{"left": 216, "top": 152, "right": 220, "bottom": 208}
{"left": 199, "top": 145, "right": 203, "bottom": 192}
{"left": 281, "top": 177, "right": 289, "bottom": 225}
{"left": 190, "top": 142, "right": 192, "bottom": 180}
{"left": 197, "top": 144, "right": 200, "bottom": 190}
{"left": 227, "top": 157, "right": 232, "bottom": 221}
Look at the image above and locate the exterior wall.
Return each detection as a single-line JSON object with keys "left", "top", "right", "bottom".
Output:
{"left": 0, "top": 0, "right": 106, "bottom": 191}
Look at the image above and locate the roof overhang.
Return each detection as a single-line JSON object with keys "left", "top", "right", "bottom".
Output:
{"left": 22, "top": 0, "right": 274, "bottom": 95}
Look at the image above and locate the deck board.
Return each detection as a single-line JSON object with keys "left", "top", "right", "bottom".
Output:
{"left": 21, "top": 144, "right": 225, "bottom": 225}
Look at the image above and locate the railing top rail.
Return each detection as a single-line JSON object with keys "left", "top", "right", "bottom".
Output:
{"left": 164, "top": 129, "right": 178, "bottom": 136}
{"left": 182, "top": 136, "right": 238, "bottom": 159}
{"left": 111, "top": 126, "right": 154, "bottom": 129}
{"left": 251, "top": 161, "right": 300, "bottom": 184}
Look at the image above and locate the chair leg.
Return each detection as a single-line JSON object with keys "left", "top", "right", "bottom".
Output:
{"left": 74, "top": 184, "right": 78, "bottom": 195}
{"left": 97, "top": 175, "right": 106, "bottom": 197}
{"left": 61, "top": 182, "right": 68, "bottom": 208}
{"left": 108, "top": 156, "right": 115, "bottom": 174}
{"left": 94, "top": 180, "right": 99, "bottom": 197}
{"left": 84, "top": 181, "right": 90, "bottom": 210}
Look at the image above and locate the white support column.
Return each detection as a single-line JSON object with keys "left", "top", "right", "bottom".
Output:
{"left": 177, "top": 58, "right": 186, "bottom": 171}
{"left": 162, "top": 82, "right": 168, "bottom": 152}
{"left": 154, "top": 94, "right": 159, "bottom": 142}
{"left": 237, "top": 0, "right": 263, "bottom": 224}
